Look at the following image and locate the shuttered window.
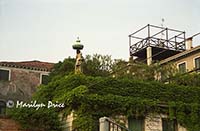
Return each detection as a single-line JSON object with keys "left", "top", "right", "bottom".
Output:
{"left": 162, "top": 118, "right": 177, "bottom": 131}
{"left": 0, "top": 69, "right": 9, "bottom": 81}
{"left": 128, "top": 117, "right": 144, "bottom": 131}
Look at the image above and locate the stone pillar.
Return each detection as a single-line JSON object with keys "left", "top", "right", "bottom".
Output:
{"left": 99, "top": 117, "right": 109, "bottom": 131}
{"left": 146, "top": 46, "right": 152, "bottom": 65}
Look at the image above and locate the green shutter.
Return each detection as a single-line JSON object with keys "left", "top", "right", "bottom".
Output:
{"left": 128, "top": 117, "right": 144, "bottom": 131}
{"left": 162, "top": 118, "right": 176, "bottom": 131}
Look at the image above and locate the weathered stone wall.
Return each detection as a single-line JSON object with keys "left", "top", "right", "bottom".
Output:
{"left": 145, "top": 114, "right": 163, "bottom": 131}
{"left": 0, "top": 67, "right": 47, "bottom": 101}
{"left": 63, "top": 113, "right": 74, "bottom": 131}
{"left": 0, "top": 66, "right": 49, "bottom": 131}
{"left": 144, "top": 114, "right": 187, "bottom": 131}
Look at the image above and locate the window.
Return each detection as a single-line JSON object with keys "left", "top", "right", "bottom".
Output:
{"left": 194, "top": 57, "right": 200, "bottom": 70}
{"left": 0, "top": 100, "right": 6, "bottom": 115}
{"left": 178, "top": 62, "right": 186, "bottom": 73}
{"left": 162, "top": 118, "right": 177, "bottom": 131}
{"left": 41, "top": 74, "right": 49, "bottom": 85}
{"left": 128, "top": 117, "right": 144, "bottom": 131}
{"left": 0, "top": 69, "right": 9, "bottom": 81}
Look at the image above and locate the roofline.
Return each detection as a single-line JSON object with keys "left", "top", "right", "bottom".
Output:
{"left": 160, "top": 45, "right": 200, "bottom": 64}
{"left": 0, "top": 61, "right": 54, "bottom": 72}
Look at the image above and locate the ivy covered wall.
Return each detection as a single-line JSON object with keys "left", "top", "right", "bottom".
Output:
{"left": 9, "top": 74, "right": 200, "bottom": 131}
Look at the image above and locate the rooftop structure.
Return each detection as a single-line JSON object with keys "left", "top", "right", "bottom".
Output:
{"left": 129, "top": 24, "right": 186, "bottom": 64}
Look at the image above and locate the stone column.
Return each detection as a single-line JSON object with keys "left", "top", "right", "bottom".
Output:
{"left": 146, "top": 46, "right": 152, "bottom": 65}
{"left": 99, "top": 117, "right": 109, "bottom": 131}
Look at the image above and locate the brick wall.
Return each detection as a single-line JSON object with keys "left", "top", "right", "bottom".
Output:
{"left": 0, "top": 117, "right": 21, "bottom": 131}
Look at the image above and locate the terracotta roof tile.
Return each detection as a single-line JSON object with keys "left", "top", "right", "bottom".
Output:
{"left": 0, "top": 60, "right": 54, "bottom": 72}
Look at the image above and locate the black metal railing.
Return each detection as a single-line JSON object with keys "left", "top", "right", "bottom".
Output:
{"left": 129, "top": 24, "right": 186, "bottom": 56}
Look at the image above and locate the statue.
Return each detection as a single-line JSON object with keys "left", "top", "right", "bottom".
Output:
{"left": 75, "top": 50, "right": 83, "bottom": 74}
{"left": 72, "top": 37, "right": 84, "bottom": 74}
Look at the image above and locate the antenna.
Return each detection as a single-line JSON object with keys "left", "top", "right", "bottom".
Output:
{"left": 161, "top": 18, "right": 164, "bottom": 27}
{"left": 159, "top": 18, "right": 165, "bottom": 47}
{"left": 161, "top": 18, "right": 165, "bottom": 37}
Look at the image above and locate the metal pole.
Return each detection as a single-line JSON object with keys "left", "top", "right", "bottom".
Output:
{"left": 175, "top": 36, "right": 177, "bottom": 50}
{"left": 184, "top": 32, "right": 186, "bottom": 50}
{"left": 166, "top": 28, "right": 168, "bottom": 47}
{"left": 129, "top": 36, "right": 131, "bottom": 56}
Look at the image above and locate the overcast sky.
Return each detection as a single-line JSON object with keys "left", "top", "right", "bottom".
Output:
{"left": 0, "top": 0, "right": 199, "bottom": 63}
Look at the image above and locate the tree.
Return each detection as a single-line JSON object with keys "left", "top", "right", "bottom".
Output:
{"left": 170, "top": 73, "right": 200, "bottom": 87}
{"left": 49, "top": 54, "right": 113, "bottom": 79}
{"left": 82, "top": 54, "right": 113, "bottom": 77}
{"left": 8, "top": 54, "right": 200, "bottom": 131}
{"left": 111, "top": 60, "right": 178, "bottom": 82}
{"left": 49, "top": 57, "right": 75, "bottom": 80}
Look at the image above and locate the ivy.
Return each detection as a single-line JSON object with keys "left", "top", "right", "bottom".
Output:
{"left": 9, "top": 74, "right": 200, "bottom": 131}
{"left": 47, "top": 75, "right": 200, "bottom": 130}
{"left": 7, "top": 107, "right": 62, "bottom": 131}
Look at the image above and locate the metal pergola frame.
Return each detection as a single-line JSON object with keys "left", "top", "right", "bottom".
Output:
{"left": 129, "top": 24, "right": 186, "bottom": 56}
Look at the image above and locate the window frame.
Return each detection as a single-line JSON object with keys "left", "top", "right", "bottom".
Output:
{"left": 40, "top": 73, "right": 49, "bottom": 85}
{"left": 194, "top": 56, "right": 200, "bottom": 70}
{"left": 177, "top": 61, "right": 187, "bottom": 73}
{"left": 0, "top": 68, "right": 11, "bottom": 81}
{"left": 0, "top": 100, "right": 6, "bottom": 116}
{"left": 162, "top": 118, "right": 177, "bottom": 131}
{"left": 128, "top": 117, "right": 145, "bottom": 131}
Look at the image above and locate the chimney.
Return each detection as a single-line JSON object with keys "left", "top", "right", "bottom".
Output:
{"left": 186, "top": 37, "right": 193, "bottom": 50}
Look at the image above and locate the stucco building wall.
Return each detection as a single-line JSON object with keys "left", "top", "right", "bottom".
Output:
{"left": 0, "top": 66, "right": 49, "bottom": 101}
{"left": 174, "top": 52, "right": 200, "bottom": 71}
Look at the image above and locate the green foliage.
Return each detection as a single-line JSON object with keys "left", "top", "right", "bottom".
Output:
{"left": 112, "top": 60, "right": 177, "bottom": 82}
{"left": 7, "top": 107, "right": 62, "bottom": 131}
{"left": 49, "top": 54, "right": 112, "bottom": 81}
{"left": 82, "top": 54, "right": 112, "bottom": 76}
{"left": 49, "top": 57, "right": 75, "bottom": 80}
{"left": 7, "top": 52, "right": 113, "bottom": 131}
{"left": 156, "top": 62, "right": 178, "bottom": 82}
{"left": 170, "top": 73, "right": 200, "bottom": 87}
{"left": 32, "top": 74, "right": 200, "bottom": 131}
{"left": 8, "top": 55, "right": 200, "bottom": 131}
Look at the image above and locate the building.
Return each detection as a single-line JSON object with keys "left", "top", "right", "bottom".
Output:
{"left": 0, "top": 60, "right": 54, "bottom": 115}
{"left": 129, "top": 24, "right": 200, "bottom": 73}
{"left": 126, "top": 25, "right": 200, "bottom": 131}
{"left": 160, "top": 39, "right": 200, "bottom": 73}
{"left": 57, "top": 25, "right": 199, "bottom": 131}
{"left": 0, "top": 60, "right": 54, "bottom": 131}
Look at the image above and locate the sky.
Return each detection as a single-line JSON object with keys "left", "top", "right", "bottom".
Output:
{"left": 0, "top": 0, "right": 200, "bottom": 63}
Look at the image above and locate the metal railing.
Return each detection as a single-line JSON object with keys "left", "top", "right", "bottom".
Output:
{"left": 99, "top": 117, "right": 131, "bottom": 131}
{"left": 129, "top": 24, "right": 186, "bottom": 56}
